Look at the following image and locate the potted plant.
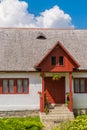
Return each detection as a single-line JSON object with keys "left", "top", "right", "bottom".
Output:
{"left": 66, "top": 92, "right": 70, "bottom": 108}
{"left": 44, "top": 97, "right": 49, "bottom": 114}
{"left": 38, "top": 91, "right": 42, "bottom": 97}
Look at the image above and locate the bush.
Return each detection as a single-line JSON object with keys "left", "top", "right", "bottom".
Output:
{"left": 0, "top": 116, "right": 44, "bottom": 130}
{"left": 54, "top": 115, "right": 87, "bottom": 130}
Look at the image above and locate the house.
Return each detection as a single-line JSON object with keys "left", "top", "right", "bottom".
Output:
{"left": 0, "top": 28, "right": 87, "bottom": 113}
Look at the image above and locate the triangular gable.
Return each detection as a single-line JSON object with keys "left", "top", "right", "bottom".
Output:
{"left": 35, "top": 41, "right": 80, "bottom": 72}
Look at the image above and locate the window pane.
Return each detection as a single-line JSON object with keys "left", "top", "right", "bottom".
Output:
{"left": 17, "top": 80, "right": 22, "bottom": 93}
{"left": 3, "top": 80, "right": 8, "bottom": 93}
{"left": 80, "top": 79, "right": 85, "bottom": 93}
{"left": 23, "top": 79, "right": 28, "bottom": 93}
{"left": 51, "top": 56, "right": 56, "bottom": 65}
{"left": 9, "top": 80, "right": 14, "bottom": 93}
{"left": 74, "top": 79, "right": 79, "bottom": 93}
{"left": 59, "top": 56, "right": 64, "bottom": 65}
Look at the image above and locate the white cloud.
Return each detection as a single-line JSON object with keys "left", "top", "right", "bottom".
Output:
{"left": 0, "top": 0, "right": 74, "bottom": 28}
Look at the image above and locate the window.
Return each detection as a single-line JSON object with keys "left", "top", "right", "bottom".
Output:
{"left": 23, "top": 79, "right": 29, "bottom": 93}
{"left": 1, "top": 79, "right": 29, "bottom": 94}
{"left": 74, "top": 79, "right": 85, "bottom": 93}
{"left": 17, "top": 79, "right": 22, "bottom": 93}
{"left": 51, "top": 56, "right": 56, "bottom": 65}
{"left": 59, "top": 56, "right": 64, "bottom": 65}
{"left": 3, "top": 80, "right": 8, "bottom": 93}
{"left": 9, "top": 80, "right": 14, "bottom": 93}
{"left": 36, "top": 35, "right": 46, "bottom": 39}
{"left": 36, "top": 33, "right": 46, "bottom": 40}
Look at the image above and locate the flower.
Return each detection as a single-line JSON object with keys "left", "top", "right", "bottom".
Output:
{"left": 38, "top": 91, "right": 42, "bottom": 96}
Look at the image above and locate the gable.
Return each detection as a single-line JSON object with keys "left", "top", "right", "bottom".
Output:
{"left": 35, "top": 41, "right": 79, "bottom": 72}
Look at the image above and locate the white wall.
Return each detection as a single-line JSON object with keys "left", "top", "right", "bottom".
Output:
{"left": 0, "top": 72, "right": 42, "bottom": 111}
{"left": 73, "top": 72, "right": 87, "bottom": 109}
{"left": 59, "top": 72, "right": 87, "bottom": 109}
{"left": 0, "top": 72, "right": 87, "bottom": 111}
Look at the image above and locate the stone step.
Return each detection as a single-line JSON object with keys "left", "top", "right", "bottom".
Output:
{"left": 49, "top": 105, "right": 69, "bottom": 109}
{"left": 49, "top": 110, "right": 70, "bottom": 113}
{"left": 42, "top": 116, "right": 74, "bottom": 122}
{"left": 42, "top": 114, "right": 73, "bottom": 118}
{"left": 40, "top": 104, "right": 74, "bottom": 130}
{"left": 42, "top": 114, "right": 74, "bottom": 118}
{"left": 49, "top": 108, "right": 69, "bottom": 111}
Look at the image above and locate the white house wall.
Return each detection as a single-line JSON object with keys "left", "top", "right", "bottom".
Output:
{"left": 73, "top": 72, "right": 87, "bottom": 109}
{"left": 0, "top": 72, "right": 42, "bottom": 111}
{"left": 0, "top": 72, "right": 87, "bottom": 111}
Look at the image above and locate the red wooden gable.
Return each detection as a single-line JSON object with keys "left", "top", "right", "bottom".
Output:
{"left": 35, "top": 41, "right": 80, "bottom": 72}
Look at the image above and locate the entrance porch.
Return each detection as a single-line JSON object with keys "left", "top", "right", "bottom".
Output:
{"left": 40, "top": 72, "right": 73, "bottom": 112}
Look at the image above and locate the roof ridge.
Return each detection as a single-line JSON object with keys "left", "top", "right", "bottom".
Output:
{"left": 0, "top": 27, "right": 86, "bottom": 30}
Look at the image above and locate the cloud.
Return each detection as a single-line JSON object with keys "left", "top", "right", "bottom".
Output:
{"left": 0, "top": 0, "right": 74, "bottom": 28}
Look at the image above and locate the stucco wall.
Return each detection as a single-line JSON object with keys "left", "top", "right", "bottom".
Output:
{"left": 73, "top": 72, "right": 87, "bottom": 109}
{"left": 0, "top": 72, "right": 87, "bottom": 111}
{"left": 59, "top": 72, "right": 87, "bottom": 109}
{"left": 0, "top": 72, "right": 42, "bottom": 111}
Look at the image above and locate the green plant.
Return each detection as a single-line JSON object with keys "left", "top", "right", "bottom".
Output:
{"left": 44, "top": 106, "right": 49, "bottom": 114}
{"left": 0, "top": 116, "right": 44, "bottom": 130}
{"left": 52, "top": 73, "right": 62, "bottom": 80}
{"left": 66, "top": 100, "right": 70, "bottom": 107}
{"left": 44, "top": 97, "right": 49, "bottom": 114}
{"left": 66, "top": 92, "right": 70, "bottom": 108}
{"left": 54, "top": 115, "right": 87, "bottom": 130}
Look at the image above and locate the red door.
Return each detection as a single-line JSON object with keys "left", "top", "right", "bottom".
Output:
{"left": 45, "top": 77, "right": 65, "bottom": 104}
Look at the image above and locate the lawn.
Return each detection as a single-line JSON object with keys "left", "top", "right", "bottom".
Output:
{"left": 0, "top": 116, "right": 44, "bottom": 130}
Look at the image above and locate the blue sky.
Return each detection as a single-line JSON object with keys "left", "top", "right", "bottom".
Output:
{"left": 0, "top": 0, "right": 87, "bottom": 28}
{"left": 24, "top": 0, "right": 87, "bottom": 28}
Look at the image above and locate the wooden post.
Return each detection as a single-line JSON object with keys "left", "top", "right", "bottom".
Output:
{"left": 40, "top": 72, "right": 45, "bottom": 112}
{"left": 69, "top": 72, "right": 73, "bottom": 112}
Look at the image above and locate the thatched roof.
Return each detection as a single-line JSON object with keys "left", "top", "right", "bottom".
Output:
{"left": 0, "top": 28, "right": 87, "bottom": 71}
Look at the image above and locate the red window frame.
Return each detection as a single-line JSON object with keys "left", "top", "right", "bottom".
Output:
{"left": 0, "top": 78, "right": 29, "bottom": 94}
{"left": 74, "top": 78, "right": 86, "bottom": 93}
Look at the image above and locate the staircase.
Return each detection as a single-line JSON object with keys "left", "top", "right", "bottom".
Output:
{"left": 40, "top": 104, "right": 74, "bottom": 130}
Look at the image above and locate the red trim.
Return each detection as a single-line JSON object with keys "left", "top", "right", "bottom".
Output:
{"left": 69, "top": 72, "right": 73, "bottom": 112}
{"left": 73, "top": 70, "right": 87, "bottom": 72}
{"left": 40, "top": 72, "right": 45, "bottom": 112}
{"left": 0, "top": 78, "right": 29, "bottom": 94}
{"left": 35, "top": 41, "right": 80, "bottom": 69}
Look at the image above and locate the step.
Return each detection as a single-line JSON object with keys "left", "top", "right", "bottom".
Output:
{"left": 40, "top": 105, "right": 74, "bottom": 124}
{"left": 42, "top": 116, "right": 74, "bottom": 122}
{"left": 42, "top": 114, "right": 73, "bottom": 118}
{"left": 49, "top": 110, "right": 70, "bottom": 113}
{"left": 41, "top": 114, "right": 74, "bottom": 119}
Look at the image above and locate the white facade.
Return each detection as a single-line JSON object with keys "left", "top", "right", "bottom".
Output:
{"left": 0, "top": 72, "right": 87, "bottom": 111}
{"left": 63, "top": 72, "right": 87, "bottom": 109}
{"left": 0, "top": 72, "right": 42, "bottom": 111}
{"left": 73, "top": 72, "right": 87, "bottom": 109}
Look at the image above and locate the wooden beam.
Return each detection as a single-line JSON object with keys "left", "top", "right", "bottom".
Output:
{"left": 69, "top": 72, "right": 73, "bottom": 112}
